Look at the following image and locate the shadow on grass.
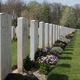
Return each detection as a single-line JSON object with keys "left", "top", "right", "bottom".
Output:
{"left": 65, "top": 48, "right": 73, "bottom": 51}
{"left": 63, "top": 51, "right": 73, "bottom": 55}
{"left": 60, "top": 56, "right": 72, "bottom": 60}
{"left": 68, "top": 46, "right": 74, "bottom": 48}
{"left": 47, "top": 73, "right": 68, "bottom": 80}
{"left": 5, "top": 73, "right": 39, "bottom": 80}
{"left": 57, "top": 63, "right": 71, "bottom": 68}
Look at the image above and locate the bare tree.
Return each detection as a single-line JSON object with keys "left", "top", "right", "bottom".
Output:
{"left": 0, "top": 0, "right": 1, "bottom": 12}
{"left": 2, "top": 0, "right": 26, "bottom": 17}
{"left": 74, "top": 4, "right": 80, "bottom": 28}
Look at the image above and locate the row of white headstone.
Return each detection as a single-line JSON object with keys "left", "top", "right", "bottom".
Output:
{"left": 0, "top": 13, "right": 76, "bottom": 80}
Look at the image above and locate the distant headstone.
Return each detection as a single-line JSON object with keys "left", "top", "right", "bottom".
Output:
{"left": 44, "top": 23, "right": 49, "bottom": 48}
{"left": 53, "top": 24, "right": 56, "bottom": 44}
{"left": 11, "top": 26, "right": 15, "bottom": 40}
{"left": 55, "top": 25, "right": 58, "bottom": 40}
{"left": 49, "top": 24, "right": 53, "bottom": 47}
{"left": 59, "top": 26, "right": 62, "bottom": 38}
{"left": 0, "top": 13, "right": 12, "bottom": 80}
{"left": 16, "top": 17, "right": 28, "bottom": 73}
{"left": 60, "top": 26, "right": 66, "bottom": 37}
{"left": 57, "top": 26, "right": 61, "bottom": 40}
{"left": 39, "top": 21, "right": 45, "bottom": 49}
{"left": 30, "top": 20, "right": 38, "bottom": 60}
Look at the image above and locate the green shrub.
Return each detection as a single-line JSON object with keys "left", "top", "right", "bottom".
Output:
{"left": 53, "top": 40, "right": 67, "bottom": 50}
{"left": 5, "top": 73, "right": 23, "bottom": 80}
{"left": 23, "top": 74, "right": 39, "bottom": 80}
{"left": 59, "top": 36, "right": 69, "bottom": 43}
{"left": 5, "top": 73, "right": 39, "bottom": 80}
{"left": 23, "top": 56, "right": 39, "bottom": 71}
{"left": 47, "top": 72, "right": 68, "bottom": 80}
{"left": 39, "top": 63, "right": 48, "bottom": 74}
{"left": 50, "top": 47, "right": 63, "bottom": 55}
{"left": 35, "top": 49, "right": 47, "bottom": 60}
{"left": 39, "top": 63, "right": 54, "bottom": 75}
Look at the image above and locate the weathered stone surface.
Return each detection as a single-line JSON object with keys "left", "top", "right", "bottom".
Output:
{"left": 39, "top": 21, "right": 45, "bottom": 49}
{"left": 16, "top": 17, "right": 28, "bottom": 73}
{"left": 57, "top": 25, "right": 61, "bottom": 40}
{"left": 58, "top": 26, "right": 62, "bottom": 38}
{"left": 60, "top": 26, "right": 66, "bottom": 37}
{"left": 55, "top": 25, "right": 58, "bottom": 41}
{"left": 44, "top": 23, "right": 49, "bottom": 48}
{"left": 0, "top": 13, "right": 12, "bottom": 80}
{"left": 30, "top": 20, "right": 38, "bottom": 60}
{"left": 53, "top": 24, "right": 56, "bottom": 44}
{"left": 11, "top": 26, "right": 15, "bottom": 40}
{"left": 49, "top": 24, "right": 53, "bottom": 47}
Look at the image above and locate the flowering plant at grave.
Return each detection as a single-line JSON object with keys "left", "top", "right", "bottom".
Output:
{"left": 59, "top": 35, "right": 70, "bottom": 44}
{"left": 38, "top": 54, "right": 59, "bottom": 65}
{"left": 66, "top": 33, "right": 74, "bottom": 40}
{"left": 53, "top": 41, "right": 66, "bottom": 49}
{"left": 38, "top": 53, "right": 59, "bottom": 74}
{"left": 50, "top": 47, "right": 63, "bottom": 55}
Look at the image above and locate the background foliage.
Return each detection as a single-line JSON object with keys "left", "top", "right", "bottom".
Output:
{"left": 0, "top": 0, "right": 80, "bottom": 28}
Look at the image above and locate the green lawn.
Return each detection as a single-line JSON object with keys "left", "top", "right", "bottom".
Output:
{"left": 12, "top": 41, "right": 17, "bottom": 65}
{"left": 48, "top": 30, "right": 80, "bottom": 80}
{"left": 12, "top": 30, "right": 80, "bottom": 80}
{"left": 12, "top": 38, "right": 30, "bottom": 65}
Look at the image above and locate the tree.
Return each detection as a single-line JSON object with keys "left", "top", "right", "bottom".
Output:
{"left": 74, "top": 4, "right": 80, "bottom": 28}
{"left": 21, "top": 1, "right": 51, "bottom": 22}
{"left": 21, "top": 1, "right": 42, "bottom": 21}
{"left": 0, "top": 2, "right": 1, "bottom": 12}
{"left": 60, "top": 7, "right": 77, "bottom": 28}
{"left": 1, "top": 0, "right": 26, "bottom": 26}
{"left": 50, "top": 3, "right": 63, "bottom": 24}
{"left": 41, "top": 2, "right": 51, "bottom": 23}
{"left": 2, "top": 0, "right": 26, "bottom": 17}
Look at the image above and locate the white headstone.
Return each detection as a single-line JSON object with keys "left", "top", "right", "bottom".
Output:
{"left": 49, "top": 24, "right": 53, "bottom": 47}
{"left": 59, "top": 26, "right": 62, "bottom": 38}
{"left": 55, "top": 25, "right": 58, "bottom": 40}
{"left": 30, "top": 20, "right": 38, "bottom": 60}
{"left": 11, "top": 26, "right": 15, "bottom": 40}
{"left": 65, "top": 27, "right": 68, "bottom": 36}
{"left": 0, "top": 13, "right": 11, "bottom": 80}
{"left": 44, "top": 23, "right": 49, "bottom": 48}
{"left": 60, "top": 26, "right": 66, "bottom": 37}
{"left": 16, "top": 17, "right": 28, "bottom": 73}
{"left": 57, "top": 26, "right": 61, "bottom": 40}
{"left": 39, "top": 21, "right": 45, "bottom": 49}
{"left": 53, "top": 24, "right": 56, "bottom": 44}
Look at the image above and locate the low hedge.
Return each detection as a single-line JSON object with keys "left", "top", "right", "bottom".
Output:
{"left": 50, "top": 47, "right": 63, "bottom": 55}
{"left": 53, "top": 41, "right": 67, "bottom": 49}
{"left": 23, "top": 56, "right": 39, "bottom": 71}
{"left": 5, "top": 73, "right": 39, "bottom": 80}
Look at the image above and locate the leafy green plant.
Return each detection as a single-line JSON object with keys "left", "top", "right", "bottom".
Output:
{"left": 39, "top": 62, "right": 55, "bottom": 75}
{"left": 39, "top": 63, "right": 51, "bottom": 75}
{"left": 53, "top": 42, "right": 66, "bottom": 49}
{"left": 23, "top": 74, "right": 39, "bottom": 80}
{"left": 23, "top": 56, "right": 39, "bottom": 71}
{"left": 35, "top": 49, "right": 47, "bottom": 60}
{"left": 5, "top": 73, "right": 39, "bottom": 80}
{"left": 38, "top": 54, "right": 58, "bottom": 74}
{"left": 50, "top": 47, "right": 63, "bottom": 55}
{"left": 60, "top": 38, "right": 69, "bottom": 43}
{"left": 59, "top": 35, "right": 70, "bottom": 43}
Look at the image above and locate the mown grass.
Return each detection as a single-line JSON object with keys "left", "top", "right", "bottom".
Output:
{"left": 12, "top": 41, "right": 17, "bottom": 65}
{"left": 12, "top": 38, "right": 30, "bottom": 66}
{"left": 47, "top": 30, "right": 80, "bottom": 80}
{"left": 12, "top": 30, "right": 80, "bottom": 80}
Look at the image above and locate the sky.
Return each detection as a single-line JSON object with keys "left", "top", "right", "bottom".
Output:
{"left": 2, "top": 0, "right": 80, "bottom": 6}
